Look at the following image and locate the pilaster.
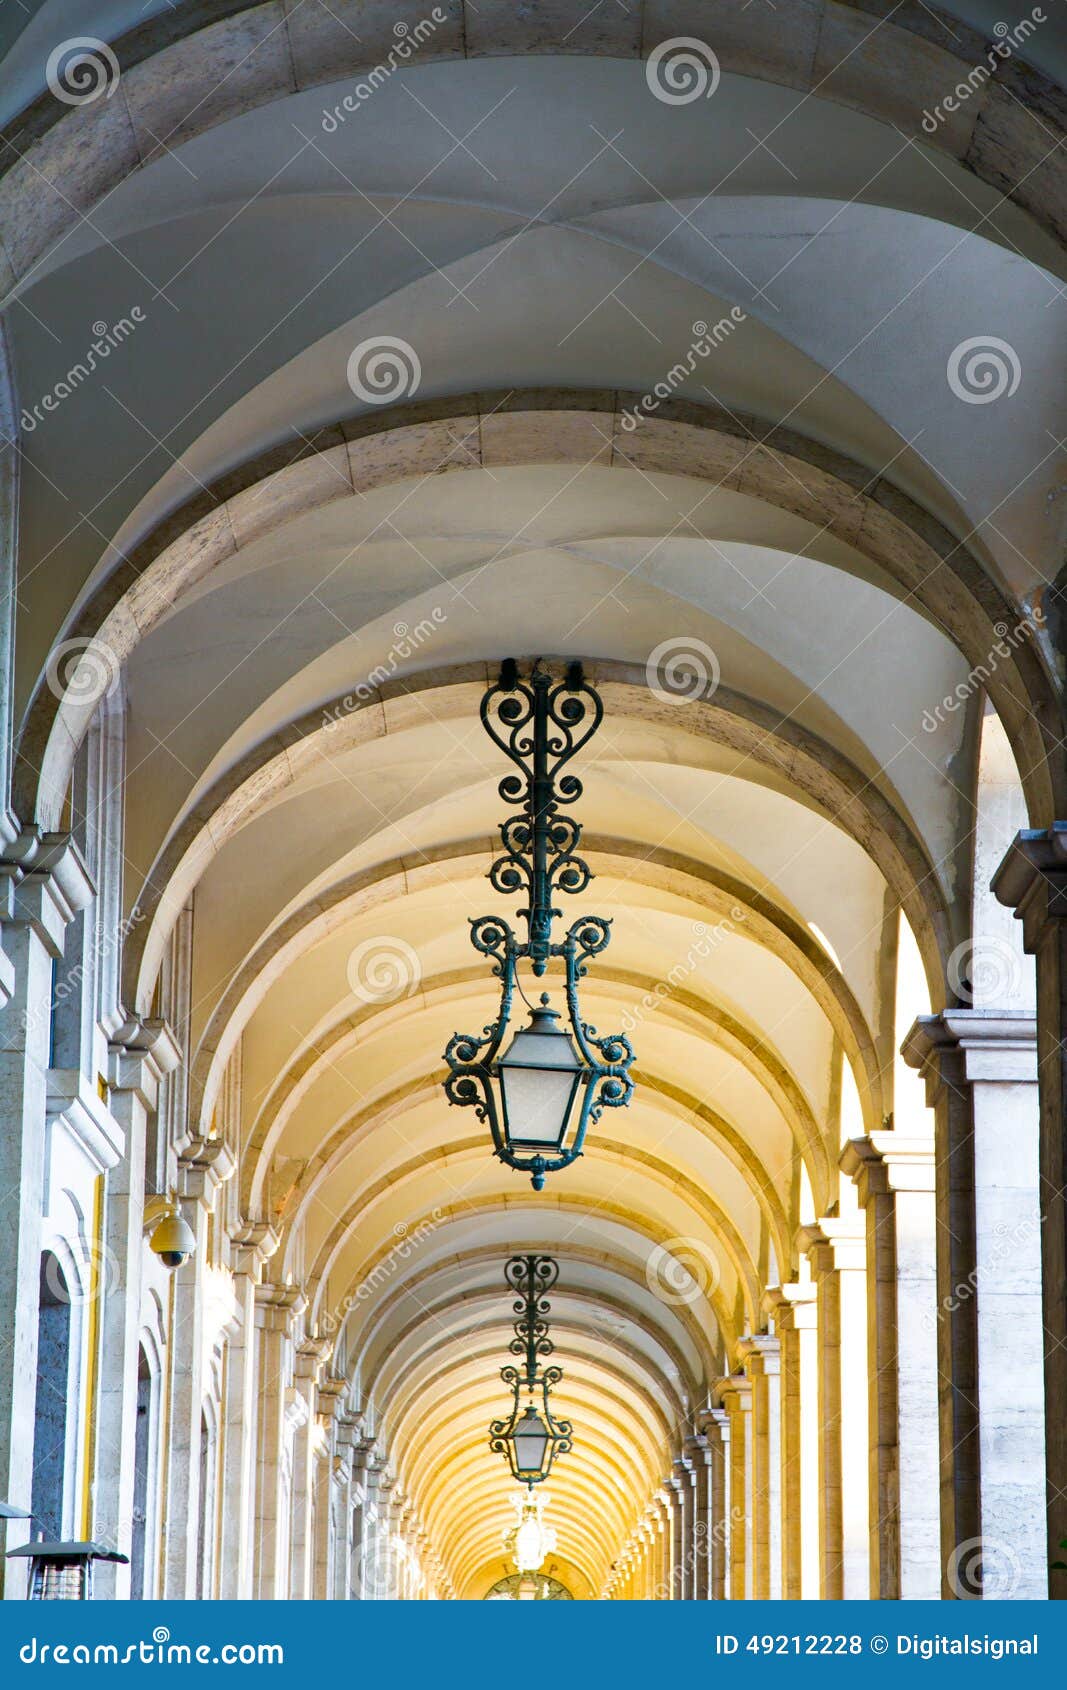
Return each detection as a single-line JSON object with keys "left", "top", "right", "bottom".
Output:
{"left": 93, "top": 1017, "right": 180, "bottom": 1597}
{"left": 738, "top": 1334, "right": 782, "bottom": 1599}
{"left": 799, "top": 1216, "right": 869, "bottom": 1598}
{"left": 904, "top": 1009, "right": 1045, "bottom": 1597}
{"left": 842, "top": 1130, "right": 939, "bottom": 1599}
{"left": 0, "top": 834, "right": 92, "bottom": 1595}
{"left": 715, "top": 1374, "right": 752, "bottom": 1599}
{"left": 993, "top": 824, "right": 1067, "bottom": 1591}
{"left": 765, "top": 1283, "right": 819, "bottom": 1599}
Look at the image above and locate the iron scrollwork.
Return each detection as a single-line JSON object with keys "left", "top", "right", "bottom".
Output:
{"left": 442, "top": 660, "right": 635, "bottom": 1189}
{"left": 488, "top": 1255, "right": 573, "bottom": 1487}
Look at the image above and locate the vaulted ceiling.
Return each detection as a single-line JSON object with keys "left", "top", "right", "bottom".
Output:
{"left": 4, "top": 0, "right": 1064, "bottom": 1595}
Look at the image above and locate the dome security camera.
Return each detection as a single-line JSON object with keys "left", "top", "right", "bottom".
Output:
{"left": 146, "top": 1205, "right": 197, "bottom": 1270}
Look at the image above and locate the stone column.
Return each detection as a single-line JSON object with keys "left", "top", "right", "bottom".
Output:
{"left": 666, "top": 1466, "right": 686, "bottom": 1597}
{"left": 358, "top": 1451, "right": 386, "bottom": 1598}
{"left": 333, "top": 1413, "right": 362, "bottom": 1599}
{"left": 160, "top": 1137, "right": 235, "bottom": 1598}
{"left": 842, "top": 1130, "right": 939, "bottom": 1599}
{"left": 349, "top": 1439, "right": 377, "bottom": 1597}
{"left": 289, "top": 1339, "right": 327, "bottom": 1599}
{"left": 799, "top": 1217, "right": 869, "bottom": 1598}
{"left": 904, "top": 1010, "right": 1045, "bottom": 1597}
{"left": 672, "top": 1453, "right": 696, "bottom": 1597}
{"left": 765, "top": 1284, "right": 819, "bottom": 1599}
{"left": 252, "top": 1283, "right": 304, "bottom": 1600}
{"left": 739, "top": 1335, "right": 782, "bottom": 1598}
{"left": 687, "top": 1434, "right": 713, "bottom": 1598}
{"left": 717, "top": 1375, "right": 752, "bottom": 1598}
{"left": 314, "top": 1377, "right": 348, "bottom": 1600}
{"left": 992, "top": 819, "right": 1065, "bottom": 1587}
{"left": 219, "top": 1223, "right": 277, "bottom": 1598}
{"left": 94, "top": 1018, "right": 180, "bottom": 1597}
{"left": 698, "top": 1408, "right": 730, "bottom": 1598}
{"left": 0, "top": 837, "right": 88, "bottom": 1594}
{"left": 652, "top": 1489, "right": 671, "bottom": 1597}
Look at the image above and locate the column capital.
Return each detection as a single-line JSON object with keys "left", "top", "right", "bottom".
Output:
{"left": 108, "top": 1014, "right": 182, "bottom": 1104}
{"left": 841, "top": 1130, "right": 935, "bottom": 1202}
{"left": 0, "top": 829, "right": 94, "bottom": 956}
{"left": 762, "top": 1281, "right": 818, "bottom": 1331}
{"left": 714, "top": 1372, "right": 752, "bottom": 1412}
{"left": 684, "top": 1430, "right": 711, "bottom": 1466}
{"left": 254, "top": 1281, "right": 306, "bottom": 1333}
{"left": 798, "top": 1214, "right": 866, "bottom": 1274}
{"left": 295, "top": 1335, "right": 332, "bottom": 1382}
{"left": 902, "top": 1009, "right": 1037, "bottom": 1096}
{"left": 992, "top": 824, "right": 1067, "bottom": 949}
{"left": 179, "top": 1134, "right": 236, "bottom": 1205}
{"left": 231, "top": 1218, "right": 280, "bottom": 1278}
{"left": 695, "top": 1405, "right": 729, "bottom": 1445}
{"left": 738, "top": 1332, "right": 781, "bottom": 1376}
{"left": 317, "top": 1374, "right": 349, "bottom": 1422}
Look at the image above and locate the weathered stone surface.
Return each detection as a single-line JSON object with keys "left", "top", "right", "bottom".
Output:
{"left": 481, "top": 407, "right": 612, "bottom": 466}
{"left": 227, "top": 445, "right": 353, "bottom": 547}
{"left": 123, "top": 6, "right": 295, "bottom": 162}
{"left": 347, "top": 413, "right": 481, "bottom": 490}
{"left": 968, "top": 79, "right": 1067, "bottom": 249}
{"left": 0, "top": 93, "right": 141, "bottom": 281}
{"left": 466, "top": 0, "right": 642, "bottom": 58}
{"left": 284, "top": 0, "right": 464, "bottom": 93}
{"left": 643, "top": 0, "right": 821, "bottom": 92}
{"left": 612, "top": 414, "right": 745, "bottom": 485}
{"left": 815, "top": 1, "right": 980, "bottom": 157}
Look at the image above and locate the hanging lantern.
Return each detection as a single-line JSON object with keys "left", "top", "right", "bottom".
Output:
{"left": 489, "top": 1255, "right": 572, "bottom": 1488}
{"left": 444, "top": 661, "right": 634, "bottom": 1190}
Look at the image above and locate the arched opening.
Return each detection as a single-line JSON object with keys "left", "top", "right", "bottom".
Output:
{"left": 0, "top": 0, "right": 1064, "bottom": 1605}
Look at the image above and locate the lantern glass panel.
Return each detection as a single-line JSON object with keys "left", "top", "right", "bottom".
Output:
{"left": 511, "top": 1406, "right": 550, "bottom": 1479}
{"left": 498, "top": 1011, "right": 583, "bottom": 1150}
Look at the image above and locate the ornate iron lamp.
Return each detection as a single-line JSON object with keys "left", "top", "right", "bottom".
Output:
{"left": 443, "top": 659, "right": 635, "bottom": 1189}
{"left": 490, "top": 1255, "right": 572, "bottom": 1488}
